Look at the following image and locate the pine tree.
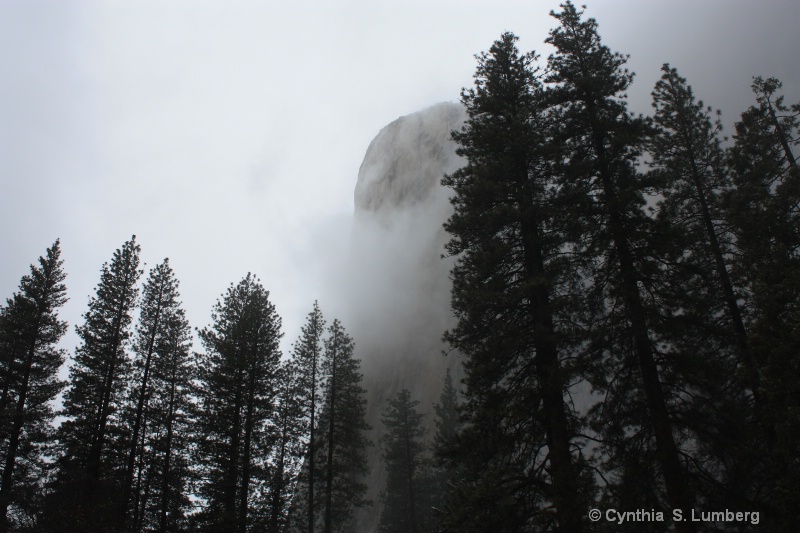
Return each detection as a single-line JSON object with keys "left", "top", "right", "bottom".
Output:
{"left": 649, "top": 64, "right": 749, "bottom": 374}
{"left": 287, "top": 302, "right": 326, "bottom": 533}
{"left": 193, "top": 274, "right": 282, "bottom": 533}
{"left": 545, "top": 3, "right": 695, "bottom": 529}
{"left": 648, "top": 65, "right": 766, "bottom": 516}
{"left": 0, "top": 241, "right": 67, "bottom": 532}
{"left": 432, "top": 368, "right": 459, "bottom": 459}
{"left": 378, "top": 389, "right": 429, "bottom": 533}
{"left": 47, "top": 236, "right": 142, "bottom": 531}
{"left": 724, "top": 77, "right": 800, "bottom": 529}
{"left": 726, "top": 78, "right": 800, "bottom": 304}
{"left": 440, "top": 31, "right": 586, "bottom": 531}
{"left": 315, "top": 319, "right": 370, "bottom": 533}
{"left": 430, "top": 368, "right": 459, "bottom": 524}
{"left": 119, "top": 258, "right": 193, "bottom": 532}
{"left": 262, "top": 360, "right": 306, "bottom": 533}
{"left": 145, "top": 311, "right": 195, "bottom": 533}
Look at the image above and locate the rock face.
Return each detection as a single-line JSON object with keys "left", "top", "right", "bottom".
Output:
{"left": 347, "top": 102, "right": 467, "bottom": 531}
{"left": 355, "top": 102, "right": 467, "bottom": 213}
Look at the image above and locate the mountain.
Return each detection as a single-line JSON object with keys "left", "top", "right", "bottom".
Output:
{"left": 346, "top": 101, "right": 467, "bottom": 531}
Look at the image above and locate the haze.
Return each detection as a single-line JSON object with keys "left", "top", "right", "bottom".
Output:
{"left": 1, "top": 0, "right": 798, "bottom": 360}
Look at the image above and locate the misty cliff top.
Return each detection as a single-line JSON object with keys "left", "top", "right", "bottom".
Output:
{"left": 354, "top": 102, "right": 467, "bottom": 214}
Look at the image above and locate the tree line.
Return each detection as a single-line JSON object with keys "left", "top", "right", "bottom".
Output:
{"left": 436, "top": 2, "right": 799, "bottom": 532}
{"left": 0, "top": 236, "right": 380, "bottom": 532}
{"left": 0, "top": 234, "right": 461, "bottom": 533}
{"left": 1, "top": 2, "right": 798, "bottom": 532}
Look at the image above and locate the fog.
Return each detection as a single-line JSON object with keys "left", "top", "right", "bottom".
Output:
{"left": 1, "top": 1, "right": 798, "bottom": 528}
{"left": 3, "top": 1, "right": 797, "bottom": 361}
{"left": 307, "top": 103, "right": 466, "bottom": 529}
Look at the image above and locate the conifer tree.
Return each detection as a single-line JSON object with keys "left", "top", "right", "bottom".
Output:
{"left": 647, "top": 66, "right": 769, "bottom": 516}
{"left": 378, "top": 389, "right": 429, "bottom": 533}
{"left": 441, "top": 31, "right": 586, "bottom": 531}
{"left": 726, "top": 78, "right": 800, "bottom": 305}
{"left": 649, "top": 64, "right": 748, "bottom": 370}
{"left": 0, "top": 241, "right": 67, "bottom": 532}
{"left": 47, "top": 236, "right": 142, "bottom": 531}
{"left": 724, "top": 77, "right": 800, "bottom": 529}
{"left": 315, "top": 319, "right": 370, "bottom": 533}
{"left": 546, "top": 3, "right": 696, "bottom": 529}
{"left": 193, "top": 274, "right": 282, "bottom": 533}
{"left": 146, "top": 311, "right": 195, "bottom": 533}
{"left": 432, "top": 368, "right": 459, "bottom": 459}
{"left": 287, "top": 302, "right": 326, "bottom": 533}
{"left": 263, "top": 360, "right": 306, "bottom": 533}
{"left": 430, "top": 368, "right": 459, "bottom": 524}
{"left": 119, "top": 258, "right": 193, "bottom": 532}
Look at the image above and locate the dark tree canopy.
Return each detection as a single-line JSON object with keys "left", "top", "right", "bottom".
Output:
{"left": 724, "top": 76, "right": 800, "bottom": 529}
{"left": 0, "top": 241, "right": 67, "bottom": 532}
{"left": 120, "top": 258, "right": 194, "bottom": 532}
{"left": 286, "top": 302, "right": 326, "bottom": 533}
{"left": 441, "top": 28, "right": 589, "bottom": 532}
{"left": 193, "top": 274, "right": 283, "bottom": 533}
{"left": 47, "top": 236, "right": 142, "bottom": 532}
{"left": 316, "top": 319, "right": 371, "bottom": 533}
{"left": 378, "top": 389, "right": 429, "bottom": 533}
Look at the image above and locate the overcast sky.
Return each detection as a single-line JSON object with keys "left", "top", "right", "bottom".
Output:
{"left": 2, "top": 0, "right": 799, "bottom": 361}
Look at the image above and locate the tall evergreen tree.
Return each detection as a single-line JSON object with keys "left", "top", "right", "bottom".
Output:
{"left": 193, "top": 274, "right": 282, "bottom": 533}
{"left": 315, "top": 319, "right": 370, "bottom": 533}
{"left": 432, "top": 368, "right": 459, "bottom": 462}
{"left": 441, "top": 31, "right": 587, "bottom": 531}
{"left": 47, "top": 236, "right": 142, "bottom": 532}
{"left": 545, "top": 4, "right": 695, "bottom": 529}
{"left": 648, "top": 65, "right": 767, "bottom": 517}
{"left": 287, "top": 302, "right": 326, "bottom": 533}
{"left": 726, "top": 78, "right": 800, "bottom": 311}
{"left": 378, "top": 389, "right": 429, "bottom": 533}
{"left": 724, "top": 77, "right": 800, "bottom": 529}
{"left": 146, "top": 309, "right": 195, "bottom": 533}
{"left": 430, "top": 368, "right": 459, "bottom": 525}
{"left": 119, "top": 258, "right": 193, "bottom": 532}
{"left": 649, "top": 64, "right": 750, "bottom": 379}
{"left": 262, "top": 360, "right": 306, "bottom": 533}
{"left": 0, "top": 241, "right": 67, "bottom": 532}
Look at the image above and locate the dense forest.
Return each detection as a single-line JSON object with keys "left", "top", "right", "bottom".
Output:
{"left": 1, "top": 2, "right": 798, "bottom": 532}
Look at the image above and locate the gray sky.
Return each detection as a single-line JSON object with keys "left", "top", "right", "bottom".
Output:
{"left": 2, "top": 0, "right": 799, "bottom": 360}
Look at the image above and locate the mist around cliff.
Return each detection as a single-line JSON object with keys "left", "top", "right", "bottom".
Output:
{"left": 2, "top": 1, "right": 799, "bottom": 530}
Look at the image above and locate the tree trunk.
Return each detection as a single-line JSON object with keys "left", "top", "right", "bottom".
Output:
{"left": 87, "top": 287, "right": 130, "bottom": 491}
{"left": 158, "top": 359, "right": 178, "bottom": 533}
{"left": 324, "top": 339, "right": 337, "bottom": 533}
{"left": 668, "top": 90, "right": 774, "bottom": 446}
{"left": 765, "top": 99, "right": 797, "bottom": 169}
{"left": 403, "top": 416, "right": 417, "bottom": 533}
{"left": 514, "top": 141, "right": 583, "bottom": 531}
{"left": 269, "top": 414, "right": 289, "bottom": 532}
{"left": 523, "top": 233, "right": 582, "bottom": 532}
{"left": 238, "top": 368, "right": 257, "bottom": 533}
{"left": 224, "top": 366, "right": 244, "bottom": 531}
{"left": 121, "top": 288, "right": 164, "bottom": 527}
{"left": 308, "top": 348, "right": 317, "bottom": 533}
{"left": 593, "top": 123, "right": 696, "bottom": 532}
{"left": 0, "top": 315, "right": 41, "bottom": 533}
